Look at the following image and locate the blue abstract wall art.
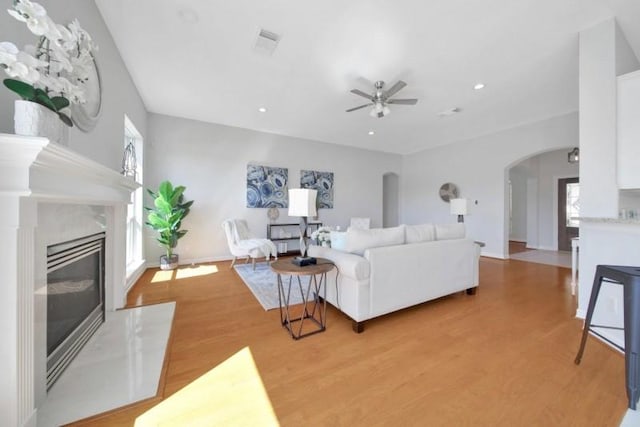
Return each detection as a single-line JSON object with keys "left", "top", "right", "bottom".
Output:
{"left": 246, "top": 165, "right": 288, "bottom": 208}
{"left": 301, "top": 170, "right": 334, "bottom": 209}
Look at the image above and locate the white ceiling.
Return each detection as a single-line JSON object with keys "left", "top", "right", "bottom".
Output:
{"left": 95, "top": 0, "right": 640, "bottom": 155}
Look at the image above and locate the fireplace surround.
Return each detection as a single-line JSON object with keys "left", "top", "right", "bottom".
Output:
{"left": 0, "top": 134, "right": 139, "bottom": 427}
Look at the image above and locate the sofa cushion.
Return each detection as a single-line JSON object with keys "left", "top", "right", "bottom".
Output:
{"left": 435, "top": 223, "right": 466, "bottom": 240}
{"left": 345, "top": 225, "right": 405, "bottom": 255}
{"left": 405, "top": 223, "right": 435, "bottom": 244}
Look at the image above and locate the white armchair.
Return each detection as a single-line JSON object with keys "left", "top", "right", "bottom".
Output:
{"left": 222, "top": 219, "right": 277, "bottom": 269}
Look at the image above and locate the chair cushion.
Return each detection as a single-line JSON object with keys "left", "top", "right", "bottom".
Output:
{"left": 405, "top": 223, "right": 435, "bottom": 244}
{"left": 345, "top": 225, "right": 405, "bottom": 255}
{"left": 435, "top": 223, "right": 466, "bottom": 240}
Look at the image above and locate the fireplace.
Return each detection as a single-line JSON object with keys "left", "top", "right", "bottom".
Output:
{"left": 46, "top": 232, "right": 106, "bottom": 390}
{"left": 0, "top": 134, "right": 140, "bottom": 426}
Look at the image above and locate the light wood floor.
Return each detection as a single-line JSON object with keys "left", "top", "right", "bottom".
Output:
{"left": 71, "top": 257, "right": 628, "bottom": 426}
{"left": 509, "top": 240, "right": 529, "bottom": 254}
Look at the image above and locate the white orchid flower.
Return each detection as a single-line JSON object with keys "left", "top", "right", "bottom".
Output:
{"left": 4, "top": 60, "right": 39, "bottom": 84}
{"left": 8, "top": 0, "right": 50, "bottom": 36}
{"left": 3, "top": 1, "right": 97, "bottom": 109}
{"left": 16, "top": 50, "right": 46, "bottom": 69}
{"left": 0, "top": 41, "right": 19, "bottom": 65}
{"left": 42, "top": 16, "right": 63, "bottom": 43}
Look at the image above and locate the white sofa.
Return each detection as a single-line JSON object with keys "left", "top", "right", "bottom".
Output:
{"left": 307, "top": 223, "right": 480, "bottom": 332}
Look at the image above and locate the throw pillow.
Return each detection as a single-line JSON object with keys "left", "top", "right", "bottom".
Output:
{"left": 405, "top": 223, "right": 436, "bottom": 244}
{"left": 435, "top": 223, "right": 466, "bottom": 240}
{"left": 345, "top": 225, "right": 405, "bottom": 255}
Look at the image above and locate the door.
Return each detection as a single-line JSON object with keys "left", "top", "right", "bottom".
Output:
{"left": 558, "top": 177, "right": 579, "bottom": 251}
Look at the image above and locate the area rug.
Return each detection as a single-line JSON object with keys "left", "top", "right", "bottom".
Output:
{"left": 234, "top": 263, "right": 306, "bottom": 310}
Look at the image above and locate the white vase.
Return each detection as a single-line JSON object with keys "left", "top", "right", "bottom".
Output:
{"left": 14, "top": 100, "right": 69, "bottom": 145}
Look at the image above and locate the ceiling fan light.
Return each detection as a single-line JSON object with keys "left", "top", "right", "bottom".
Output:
{"left": 382, "top": 105, "right": 390, "bottom": 116}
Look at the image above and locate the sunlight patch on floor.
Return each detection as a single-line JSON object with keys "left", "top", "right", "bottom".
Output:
{"left": 151, "top": 270, "right": 174, "bottom": 283}
{"left": 176, "top": 264, "right": 219, "bottom": 279}
{"left": 151, "top": 265, "right": 219, "bottom": 283}
{"left": 135, "top": 347, "right": 279, "bottom": 426}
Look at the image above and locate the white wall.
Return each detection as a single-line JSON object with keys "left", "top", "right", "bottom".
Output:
{"left": 383, "top": 173, "right": 400, "bottom": 227}
{"left": 0, "top": 0, "right": 147, "bottom": 170}
{"left": 401, "top": 112, "right": 578, "bottom": 258}
{"left": 145, "top": 113, "right": 401, "bottom": 264}
{"left": 509, "top": 163, "right": 528, "bottom": 242}
{"left": 577, "top": 19, "right": 640, "bottom": 353}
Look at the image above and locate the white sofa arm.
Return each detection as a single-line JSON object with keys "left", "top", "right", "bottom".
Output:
{"left": 307, "top": 246, "right": 370, "bottom": 280}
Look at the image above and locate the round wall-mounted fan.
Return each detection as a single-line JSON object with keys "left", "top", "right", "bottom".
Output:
{"left": 346, "top": 80, "right": 418, "bottom": 118}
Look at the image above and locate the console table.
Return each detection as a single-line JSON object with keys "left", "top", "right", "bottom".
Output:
{"left": 270, "top": 258, "right": 333, "bottom": 340}
{"left": 267, "top": 222, "right": 322, "bottom": 255}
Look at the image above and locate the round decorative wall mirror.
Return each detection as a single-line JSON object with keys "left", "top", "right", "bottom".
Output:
{"left": 439, "top": 182, "right": 459, "bottom": 202}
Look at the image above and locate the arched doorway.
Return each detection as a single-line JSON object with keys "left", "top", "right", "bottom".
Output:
{"left": 505, "top": 147, "right": 579, "bottom": 262}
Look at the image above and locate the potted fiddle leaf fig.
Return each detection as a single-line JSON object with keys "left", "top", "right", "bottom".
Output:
{"left": 145, "top": 180, "right": 193, "bottom": 270}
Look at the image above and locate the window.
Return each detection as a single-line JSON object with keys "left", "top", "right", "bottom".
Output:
{"left": 566, "top": 182, "right": 580, "bottom": 228}
{"left": 124, "top": 116, "right": 144, "bottom": 276}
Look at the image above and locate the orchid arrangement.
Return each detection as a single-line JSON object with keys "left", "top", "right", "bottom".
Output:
{"left": 0, "top": 0, "right": 97, "bottom": 126}
{"left": 311, "top": 226, "right": 332, "bottom": 244}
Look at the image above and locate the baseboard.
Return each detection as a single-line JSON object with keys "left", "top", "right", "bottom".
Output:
{"left": 145, "top": 255, "right": 233, "bottom": 268}
{"left": 526, "top": 245, "right": 556, "bottom": 251}
{"left": 509, "top": 239, "right": 527, "bottom": 243}
{"left": 125, "top": 260, "right": 147, "bottom": 291}
{"left": 481, "top": 252, "right": 507, "bottom": 259}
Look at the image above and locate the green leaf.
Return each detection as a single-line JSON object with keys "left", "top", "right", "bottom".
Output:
{"left": 50, "top": 96, "right": 70, "bottom": 110}
{"left": 158, "top": 181, "right": 173, "bottom": 201}
{"left": 58, "top": 112, "right": 73, "bottom": 127}
{"left": 33, "top": 90, "right": 57, "bottom": 112}
{"left": 154, "top": 197, "right": 172, "bottom": 214}
{"left": 3, "top": 79, "right": 36, "bottom": 100}
{"left": 169, "top": 186, "right": 185, "bottom": 206}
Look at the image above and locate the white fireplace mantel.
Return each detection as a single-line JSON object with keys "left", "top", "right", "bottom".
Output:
{"left": 0, "top": 133, "right": 140, "bottom": 427}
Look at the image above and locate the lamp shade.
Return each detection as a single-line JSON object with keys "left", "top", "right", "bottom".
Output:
{"left": 288, "top": 189, "right": 317, "bottom": 217}
{"left": 450, "top": 198, "right": 468, "bottom": 215}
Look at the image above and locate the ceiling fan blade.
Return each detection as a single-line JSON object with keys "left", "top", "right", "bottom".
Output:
{"left": 350, "top": 89, "right": 374, "bottom": 100}
{"left": 384, "top": 80, "right": 407, "bottom": 98}
{"left": 387, "top": 98, "right": 418, "bottom": 105}
{"left": 346, "top": 103, "right": 373, "bottom": 112}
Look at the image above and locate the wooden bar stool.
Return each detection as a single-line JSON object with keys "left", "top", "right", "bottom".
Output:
{"left": 575, "top": 265, "right": 640, "bottom": 410}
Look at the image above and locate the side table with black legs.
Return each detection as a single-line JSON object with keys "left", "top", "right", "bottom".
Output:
{"left": 270, "top": 257, "right": 334, "bottom": 340}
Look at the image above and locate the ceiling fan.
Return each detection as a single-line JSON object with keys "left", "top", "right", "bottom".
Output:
{"left": 346, "top": 80, "right": 418, "bottom": 118}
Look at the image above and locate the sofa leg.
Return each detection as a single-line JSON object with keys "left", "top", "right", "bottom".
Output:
{"left": 352, "top": 321, "right": 365, "bottom": 333}
{"left": 466, "top": 287, "right": 477, "bottom": 295}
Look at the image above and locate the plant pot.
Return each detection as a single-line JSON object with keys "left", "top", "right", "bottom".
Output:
{"left": 14, "top": 100, "right": 69, "bottom": 146}
{"left": 160, "top": 254, "right": 179, "bottom": 270}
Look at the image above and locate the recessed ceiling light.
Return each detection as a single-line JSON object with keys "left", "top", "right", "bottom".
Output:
{"left": 368, "top": 131, "right": 375, "bottom": 135}
{"left": 474, "top": 83, "right": 485, "bottom": 90}
{"left": 258, "top": 107, "right": 267, "bottom": 113}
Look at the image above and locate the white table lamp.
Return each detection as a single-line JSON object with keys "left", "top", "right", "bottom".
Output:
{"left": 288, "top": 188, "right": 318, "bottom": 265}
{"left": 450, "top": 198, "right": 468, "bottom": 223}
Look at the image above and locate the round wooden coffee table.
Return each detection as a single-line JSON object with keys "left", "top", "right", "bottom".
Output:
{"left": 270, "top": 258, "right": 334, "bottom": 340}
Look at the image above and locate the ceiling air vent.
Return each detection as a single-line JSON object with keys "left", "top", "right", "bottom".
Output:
{"left": 254, "top": 28, "right": 280, "bottom": 55}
